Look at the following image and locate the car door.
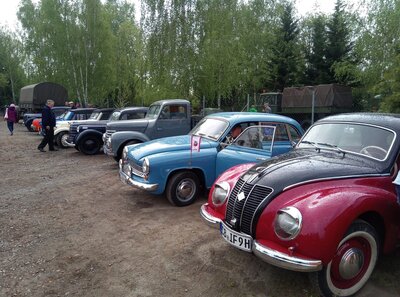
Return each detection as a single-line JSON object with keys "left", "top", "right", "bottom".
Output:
{"left": 215, "top": 125, "right": 276, "bottom": 177}
{"left": 154, "top": 104, "right": 191, "bottom": 138}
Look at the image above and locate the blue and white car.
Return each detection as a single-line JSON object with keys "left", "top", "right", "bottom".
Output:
{"left": 119, "top": 112, "right": 303, "bottom": 206}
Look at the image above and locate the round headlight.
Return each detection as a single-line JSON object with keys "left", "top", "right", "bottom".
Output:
{"left": 211, "top": 182, "right": 230, "bottom": 206}
{"left": 122, "top": 146, "right": 129, "bottom": 160}
{"left": 142, "top": 158, "right": 150, "bottom": 175}
{"left": 274, "top": 207, "right": 302, "bottom": 240}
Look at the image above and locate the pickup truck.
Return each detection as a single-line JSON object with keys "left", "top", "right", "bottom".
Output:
{"left": 67, "top": 107, "right": 148, "bottom": 155}
{"left": 103, "top": 99, "right": 196, "bottom": 161}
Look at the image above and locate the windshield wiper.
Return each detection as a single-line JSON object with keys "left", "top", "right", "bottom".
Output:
{"left": 300, "top": 140, "right": 321, "bottom": 152}
{"left": 316, "top": 142, "right": 346, "bottom": 156}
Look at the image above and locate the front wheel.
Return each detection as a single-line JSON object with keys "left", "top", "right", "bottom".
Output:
{"left": 56, "top": 131, "right": 70, "bottom": 148}
{"left": 78, "top": 135, "right": 101, "bottom": 155}
{"left": 311, "top": 220, "right": 379, "bottom": 297}
{"left": 166, "top": 171, "right": 201, "bottom": 207}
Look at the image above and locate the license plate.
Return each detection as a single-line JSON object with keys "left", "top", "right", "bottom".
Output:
{"left": 220, "top": 222, "right": 252, "bottom": 252}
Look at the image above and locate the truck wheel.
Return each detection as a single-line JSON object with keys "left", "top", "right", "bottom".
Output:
{"left": 56, "top": 131, "right": 69, "bottom": 148}
{"left": 310, "top": 220, "right": 379, "bottom": 297}
{"left": 166, "top": 171, "right": 200, "bottom": 207}
{"left": 78, "top": 135, "right": 101, "bottom": 155}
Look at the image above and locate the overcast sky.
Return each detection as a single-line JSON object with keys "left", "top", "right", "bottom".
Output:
{"left": 0, "top": 0, "right": 341, "bottom": 31}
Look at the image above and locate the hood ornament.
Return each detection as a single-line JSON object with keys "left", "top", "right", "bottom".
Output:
{"left": 237, "top": 192, "right": 245, "bottom": 202}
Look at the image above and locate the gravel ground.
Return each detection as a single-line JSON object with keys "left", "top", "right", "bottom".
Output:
{"left": 1, "top": 121, "right": 400, "bottom": 297}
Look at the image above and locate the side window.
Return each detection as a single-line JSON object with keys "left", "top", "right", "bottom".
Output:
{"left": 274, "top": 124, "right": 289, "bottom": 141}
{"left": 126, "top": 112, "right": 146, "bottom": 120}
{"left": 120, "top": 113, "right": 128, "bottom": 120}
{"left": 160, "top": 105, "right": 187, "bottom": 119}
{"left": 288, "top": 125, "right": 302, "bottom": 143}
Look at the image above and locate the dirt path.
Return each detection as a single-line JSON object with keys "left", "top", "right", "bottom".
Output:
{"left": 1, "top": 121, "right": 399, "bottom": 297}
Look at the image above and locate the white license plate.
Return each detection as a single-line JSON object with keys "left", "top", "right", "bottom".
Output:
{"left": 220, "top": 222, "right": 252, "bottom": 252}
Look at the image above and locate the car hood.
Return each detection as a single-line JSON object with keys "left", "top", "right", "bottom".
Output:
{"left": 107, "top": 118, "right": 149, "bottom": 131}
{"left": 71, "top": 120, "right": 108, "bottom": 127}
{"left": 128, "top": 135, "right": 215, "bottom": 160}
{"left": 241, "top": 149, "right": 381, "bottom": 193}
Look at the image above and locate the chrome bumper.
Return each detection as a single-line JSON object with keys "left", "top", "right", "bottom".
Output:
{"left": 119, "top": 161, "right": 158, "bottom": 192}
{"left": 103, "top": 144, "right": 113, "bottom": 156}
{"left": 200, "top": 204, "right": 221, "bottom": 228}
{"left": 200, "top": 203, "right": 322, "bottom": 272}
{"left": 252, "top": 241, "right": 322, "bottom": 272}
{"left": 65, "top": 141, "right": 75, "bottom": 148}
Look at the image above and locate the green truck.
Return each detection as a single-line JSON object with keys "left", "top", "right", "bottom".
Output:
{"left": 259, "top": 84, "right": 353, "bottom": 129}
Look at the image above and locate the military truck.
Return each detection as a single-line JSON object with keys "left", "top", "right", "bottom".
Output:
{"left": 19, "top": 82, "right": 68, "bottom": 114}
{"left": 259, "top": 84, "right": 353, "bottom": 129}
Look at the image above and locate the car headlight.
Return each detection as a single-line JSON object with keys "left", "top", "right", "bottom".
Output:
{"left": 142, "top": 158, "right": 150, "bottom": 175}
{"left": 211, "top": 182, "right": 230, "bottom": 206}
{"left": 274, "top": 206, "right": 302, "bottom": 240}
{"left": 122, "top": 146, "right": 129, "bottom": 160}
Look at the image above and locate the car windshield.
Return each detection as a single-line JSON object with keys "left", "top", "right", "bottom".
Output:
{"left": 63, "top": 111, "right": 73, "bottom": 120}
{"left": 145, "top": 104, "right": 161, "bottom": 119}
{"left": 298, "top": 122, "right": 395, "bottom": 161}
{"left": 190, "top": 118, "right": 229, "bottom": 140}
{"left": 109, "top": 111, "right": 120, "bottom": 121}
{"left": 58, "top": 111, "right": 67, "bottom": 120}
{"left": 89, "top": 112, "right": 100, "bottom": 120}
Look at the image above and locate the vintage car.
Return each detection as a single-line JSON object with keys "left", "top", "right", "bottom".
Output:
{"left": 24, "top": 106, "right": 70, "bottom": 132}
{"left": 119, "top": 112, "right": 303, "bottom": 206}
{"left": 200, "top": 113, "right": 400, "bottom": 297}
{"left": 67, "top": 107, "right": 148, "bottom": 155}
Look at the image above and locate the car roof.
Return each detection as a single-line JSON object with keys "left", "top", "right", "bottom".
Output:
{"left": 93, "top": 108, "right": 115, "bottom": 112}
{"left": 151, "top": 99, "right": 189, "bottom": 105}
{"left": 319, "top": 113, "right": 400, "bottom": 133}
{"left": 118, "top": 106, "right": 149, "bottom": 112}
{"left": 70, "top": 108, "right": 96, "bottom": 113}
{"left": 206, "top": 112, "right": 303, "bottom": 129}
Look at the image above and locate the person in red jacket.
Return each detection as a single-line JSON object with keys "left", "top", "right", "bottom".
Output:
{"left": 4, "top": 104, "right": 18, "bottom": 135}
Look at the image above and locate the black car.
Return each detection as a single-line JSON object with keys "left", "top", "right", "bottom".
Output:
{"left": 68, "top": 107, "right": 148, "bottom": 155}
{"left": 24, "top": 106, "right": 71, "bottom": 132}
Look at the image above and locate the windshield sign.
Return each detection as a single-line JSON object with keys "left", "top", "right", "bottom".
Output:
{"left": 109, "top": 111, "right": 120, "bottom": 121}
{"left": 298, "top": 123, "right": 395, "bottom": 161}
{"left": 190, "top": 118, "right": 229, "bottom": 140}
{"left": 89, "top": 112, "right": 100, "bottom": 120}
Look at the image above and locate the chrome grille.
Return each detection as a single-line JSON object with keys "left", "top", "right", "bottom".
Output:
{"left": 225, "top": 178, "right": 273, "bottom": 236}
{"left": 129, "top": 159, "right": 145, "bottom": 177}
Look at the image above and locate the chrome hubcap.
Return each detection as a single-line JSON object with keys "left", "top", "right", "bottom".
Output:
{"left": 61, "top": 134, "right": 69, "bottom": 147}
{"left": 177, "top": 179, "right": 195, "bottom": 200}
{"left": 339, "top": 248, "right": 364, "bottom": 280}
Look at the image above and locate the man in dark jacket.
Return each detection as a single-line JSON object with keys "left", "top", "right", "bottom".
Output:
{"left": 38, "top": 100, "right": 58, "bottom": 152}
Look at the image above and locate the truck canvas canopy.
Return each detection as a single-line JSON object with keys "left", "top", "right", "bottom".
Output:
{"left": 19, "top": 82, "right": 68, "bottom": 112}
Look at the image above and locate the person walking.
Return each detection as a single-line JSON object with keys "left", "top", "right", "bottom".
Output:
{"left": 4, "top": 104, "right": 18, "bottom": 135}
{"left": 38, "top": 100, "right": 58, "bottom": 152}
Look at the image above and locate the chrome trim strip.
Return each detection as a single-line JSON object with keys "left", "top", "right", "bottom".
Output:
{"left": 119, "top": 170, "right": 158, "bottom": 192}
{"left": 200, "top": 204, "right": 221, "bottom": 228}
{"left": 283, "top": 173, "right": 390, "bottom": 192}
{"left": 252, "top": 240, "right": 322, "bottom": 272}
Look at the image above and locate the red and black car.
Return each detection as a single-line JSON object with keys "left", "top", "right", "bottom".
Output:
{"left": 201, "top": 113, "right": 400, "bottom": 297}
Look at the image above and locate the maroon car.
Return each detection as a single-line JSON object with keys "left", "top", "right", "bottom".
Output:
{"left": 201, "top": 113, "right": 400, "bottom": 297}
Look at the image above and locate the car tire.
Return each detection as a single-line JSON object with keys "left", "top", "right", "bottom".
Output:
{"left": 78, "top": 135, "right": 101, "bottom": 155}
{"left": 115, "top": 140, "right": 140, "bottom": 162}
{"left": 56, "top": 131, "right": 69, "bottom": 148}
{"left": 166, "top": 171, "right": 200, "bottom": 207}
{"left": 310, "top": 219, "right": 379, "bottom": 297}
{"left": 26, "top": 119, "right": 34, "bottom": 132}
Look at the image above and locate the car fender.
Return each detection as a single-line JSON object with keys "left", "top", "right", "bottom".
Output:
{"left": 255, "top": 176, "right": 400, "bottom": 265}
{"left": 111, "top": 131, "right": 150, "bottom": 157}
{"left": 142, "top": 148, "right": 218, "bottom": 195}
{"left": 54, "top": 126, "right": 69, "bottom": 136}
{"left": 76, "top": 129, "right": 103, "bottom": 145}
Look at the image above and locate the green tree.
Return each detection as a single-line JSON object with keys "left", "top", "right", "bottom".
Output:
{"left": 268, "top": 1, "right": 301, "bottom": 91}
